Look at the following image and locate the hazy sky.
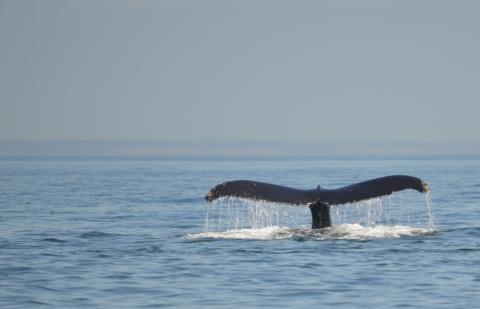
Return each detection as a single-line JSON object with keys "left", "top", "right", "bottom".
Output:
{"left": 1, "top": 0, "right": 479, "bottom": 143}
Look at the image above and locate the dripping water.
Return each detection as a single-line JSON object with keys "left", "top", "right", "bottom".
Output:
{"left": 206, "top": 197, "right": 309, "bottom": 232}
{"left": 204, "top": 191, "right": 436, "bottom": 233}
{"left": 425, "top": 191, "right": 436, "bottom": 229}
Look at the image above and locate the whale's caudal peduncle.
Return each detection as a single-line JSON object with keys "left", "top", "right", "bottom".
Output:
{"left": 205, "top": 175, "right": 429, "bottom": 229}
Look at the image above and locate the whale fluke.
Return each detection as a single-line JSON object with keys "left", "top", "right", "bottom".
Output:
{"left": 205, "top": 175, "right": 429, "bottom": 229}
{"left": 319, "top": 175, "right": 428, "bottom": 205}
{"left": 205, "top": 180, "right": 318, "bottom": 204}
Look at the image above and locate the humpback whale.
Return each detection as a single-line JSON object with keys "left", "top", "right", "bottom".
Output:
{"left": 205, "top": 175, "right": 429, "bottom": 229}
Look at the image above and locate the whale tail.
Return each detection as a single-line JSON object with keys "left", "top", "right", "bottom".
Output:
{"left": 205, "top": 175, "right": 428, "bottom": 229}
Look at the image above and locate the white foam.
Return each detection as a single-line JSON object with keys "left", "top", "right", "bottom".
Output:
{"left": 186, "top": 224, "right": 437, "bottom": 241}
{"left": 187, "top": 226, "right": 292, "bottom": 240}
{"left": 325, "top": 223, "right": 436, "bottom": 240}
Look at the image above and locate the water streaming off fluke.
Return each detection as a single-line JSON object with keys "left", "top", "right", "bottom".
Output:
{"left": 195, "top": 191, "right": 437, "bottom": 240}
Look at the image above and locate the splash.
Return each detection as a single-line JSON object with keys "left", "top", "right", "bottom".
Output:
{"left": 187, "top": 224, "right": 437, "bottom": 241}
{"left": 199, "top": 191, "right": 437, "bottom": 240}
{"left": 190, "top": 226, "right": 291, "bottom": 240}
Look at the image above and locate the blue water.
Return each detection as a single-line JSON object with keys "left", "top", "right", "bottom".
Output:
{"left": 1, "top": 158, "right": 479, "bottom": 308}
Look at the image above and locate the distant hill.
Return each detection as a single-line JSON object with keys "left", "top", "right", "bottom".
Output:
{"left": 1, "top": 139, "right": 479, "bottom": 159}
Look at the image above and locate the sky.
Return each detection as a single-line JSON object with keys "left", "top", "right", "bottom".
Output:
{"left": 1, "top": 1, "right": 479, "bottom": 156}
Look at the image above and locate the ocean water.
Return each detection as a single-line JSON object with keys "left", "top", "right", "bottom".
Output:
{"left": 1, "top": 158, "right": 479, "bottom": 308}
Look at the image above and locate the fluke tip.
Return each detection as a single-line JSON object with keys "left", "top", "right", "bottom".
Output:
{"left": 422, "top": 181, "right": 430, "bottom": 193}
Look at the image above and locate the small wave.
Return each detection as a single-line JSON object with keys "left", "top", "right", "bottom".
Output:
{"left": 25, "top": 300, "right": 51, "bottom": 306}
{"left": 442, "top": 226, "right": 480, "bottom": 236}
{"left": 0, "top": 266, "right": 35, "bottom": 274}
{"left": 457, "top": 247, "right": 480, "bottom": 252}
{"left": 186, "top": 224, "right": 438, "bottom": 241}
{"left": 41, "top": 238, "right": 66, "bottom": 243}
{"left": 79, "top": 231, "right": 116, "bottom": 238}
{"left": 162, "top": 197, "right": 202, "bottom": 204}
{"left": 133, "top": 246, "right": 163, "bottom": 254}
{"left": 26, "top": 284, "right": 58, "bottom": 292}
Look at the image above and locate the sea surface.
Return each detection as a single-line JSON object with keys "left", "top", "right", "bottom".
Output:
{"left": 1, "top": 158, "right": 479, "bottom": 308}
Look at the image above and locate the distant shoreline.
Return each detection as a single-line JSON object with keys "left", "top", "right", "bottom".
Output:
{"left": 1, "top": 139, "right": 480, "bottom": 158}
{"left": 1, "top": 155, "right": 479, "bottom": 161}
